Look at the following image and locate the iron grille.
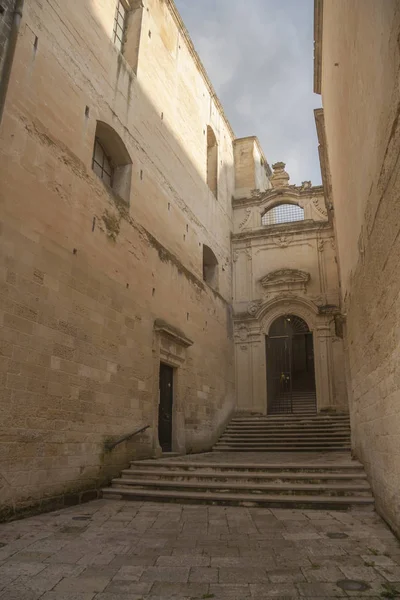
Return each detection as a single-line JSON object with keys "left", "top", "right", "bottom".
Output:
{"left": 113, "top": 1, "right": 127, "bottom": 52}
{"left": 92, "top": 138, "right": 113, "bottom": 187}
{"left": 262, "top": 203, "right": 304, "bottom": 226}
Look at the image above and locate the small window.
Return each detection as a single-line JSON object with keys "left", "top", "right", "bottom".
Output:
{"left": 92, "top": 138, "right": 113, "bottom": 187}
{"left": 203, "top": 244, "right": 219, "bottom": 290}
{"left": 262, "top": 203, "right": 304, "bottom": 226}
{"left": 113, "top": 0, "right": 128, "bottom": 52}
{"left": 206, "top": 126, "right": 218, "bottom": 197}
{"left": 92, "top": 121, "right": 132, "bottom": 204}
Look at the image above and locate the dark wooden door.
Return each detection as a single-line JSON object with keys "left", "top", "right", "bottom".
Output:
{"left": 158, "top": 363, "right": 173, "bottom": 452}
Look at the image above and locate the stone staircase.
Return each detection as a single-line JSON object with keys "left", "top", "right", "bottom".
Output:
{"left": 102, "top": 411, "right": 374, "bottom": 509}
{"left": 102, "top": 455, "right": 374, "bottom": 509}
{"left": 213, "top": 413, "right": 351, "bottom": 452}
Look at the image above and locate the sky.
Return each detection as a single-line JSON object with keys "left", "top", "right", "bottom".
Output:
{"left": 174, "top": 0, "right": 322, "bottom": 186}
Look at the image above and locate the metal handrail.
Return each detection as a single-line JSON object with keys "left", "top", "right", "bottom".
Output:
{"left": 105, "top": 425, "right": 150, "bottom": 451}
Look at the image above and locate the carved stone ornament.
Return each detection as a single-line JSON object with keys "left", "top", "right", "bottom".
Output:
{"left": 270, "top": 162, "right": 290, "bottom": 188}
{"left": 239, "top": 208, "right": 251, "bottom": 230}
{"left": 301, "top": 180, "right": 312, "bottom": 190}
{"left": 312, "top": 197, "right": 328, "bottom": 217}
{"left": 247, "top": 300, "right": 262, "bottom": 316}
{"left": 236, "top": 324, "right": 249, "bottom": 342}
{"left": 272, "top": 234, "right": 289, "bottom": 248}
{"left": 260, "top": 269, "right": 310, "bottom": 295}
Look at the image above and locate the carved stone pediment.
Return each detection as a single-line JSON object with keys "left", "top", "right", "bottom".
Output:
{"left": 260, "top": 269, "right": 310, "bottom": 294}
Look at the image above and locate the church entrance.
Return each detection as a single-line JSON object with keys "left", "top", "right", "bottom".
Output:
{"left": 266, "top": 315, "right": 316, "bottom": 415}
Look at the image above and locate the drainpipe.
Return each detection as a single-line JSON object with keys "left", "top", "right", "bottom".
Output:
{"left": 0, "top": 0, "right": 25, "bottom": 127}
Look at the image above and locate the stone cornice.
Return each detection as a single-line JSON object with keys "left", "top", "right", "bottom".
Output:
{"left": 232, "top": 219, "right": 332, "bottom": 242}
{"left": 232, "top": 185, "right": 324, "bottom": 209}
{"left": 314, "top": 0, "right": 324, "bottom": 94}
{"left": 314, "top": 108, "right": 333, "bottom": 209}
{"left": 165, "top": 0, "right": 235, "bottom": 140}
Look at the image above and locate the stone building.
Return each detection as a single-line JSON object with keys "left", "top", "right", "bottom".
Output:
{"left": 314, "top": 0, "right": 400, "bottom": 535}
{"left": 0, "top": 0, "right": 347, "bottom": 519}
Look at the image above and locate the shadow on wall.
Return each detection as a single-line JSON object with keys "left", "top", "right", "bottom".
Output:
{"left": 0, "top": 0, "right": 236, "bottom": 519}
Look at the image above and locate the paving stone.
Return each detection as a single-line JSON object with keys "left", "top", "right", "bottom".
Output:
{"left": 112, "top": 566, "right": 144, "bottom": 581}
{"left": 109, "top": 555, "right": 157, "bottom": 567}
{"left": 139, "top": 566, "right": 189, "bottom": 582}
{"left": 250, "top": 582, "right": 299, "bottom": 597}
{"left": 374, "top": 565, "right": 400, "bottom": 581}
{"left": 209, "top": 583, "right": 251, "bottom": 598}
{"left": 148, "top": 582, "right": 209, "bottom": 595}
{"left": 0, "top": 583, "right": 45, "bottom": 600}
{"left": 219, "top": 567, "right": 269, "bottom": 583}
{"left": 339, "top": 564, "right": 383, "bottom": 581}
{"left": 41, "top": 593, "right": 96, "bottom": 600}
{"left": 268, "top": 568, "right": 306, "bottom": 583}
{"left": 188, "top": 566, "right": 218, "bottom": 582}
{"left": 53, "top": 576, "right": 111, "bottom": 593}
{"left": 296, "top": 582, "right": 346, "bottom": 596}
{"left": 302, "top": 565, "right": 344, "bottom": 582}
{"left": 156, "top": 554, "right": 210, "bottom": 567}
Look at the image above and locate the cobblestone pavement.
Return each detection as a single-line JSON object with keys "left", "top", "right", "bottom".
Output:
{"left": 0, "top": 499, "right": 399, "bottom": 599}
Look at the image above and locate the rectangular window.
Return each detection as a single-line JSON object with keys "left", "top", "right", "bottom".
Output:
{"left": 113, "top": 1, "right": 127, "bottom": 52}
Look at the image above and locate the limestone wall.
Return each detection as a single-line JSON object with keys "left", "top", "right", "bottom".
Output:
{"left": 318, "top": 0, "right": 400, "bottom": 534}
{"left": 0, "top": 0, "right": 235, "bottom": 518}
{"left": 0, "top": 0, "right": 14, "bottom": 74}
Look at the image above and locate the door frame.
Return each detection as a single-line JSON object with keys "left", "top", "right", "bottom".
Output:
{"left": 152, "top": 320, "right": 193, "bottom": 456}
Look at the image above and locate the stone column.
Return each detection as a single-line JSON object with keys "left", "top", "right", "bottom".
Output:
{"left": 314, "top": 324, "right": 334, "bottom": 411}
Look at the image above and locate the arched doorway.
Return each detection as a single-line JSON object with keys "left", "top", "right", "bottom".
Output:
{"left": 266, "top": 314, "right": 316, "bottom": 414}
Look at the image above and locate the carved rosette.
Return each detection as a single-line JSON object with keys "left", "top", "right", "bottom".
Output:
{"left": 247, "top": 300, "right": 262, "bottom": 317}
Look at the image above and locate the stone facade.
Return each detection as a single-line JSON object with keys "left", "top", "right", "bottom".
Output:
{"left": 315, "top": 0, "right": 400, "bottom": 535}
{"left": 0, "top": 0, "right": 239, "bottom": 518}
{"left": 233, "top": 162, "right": 347, "bottom": 414}
{"left": 0, "top": 0, "right": 349, "bottom": 521}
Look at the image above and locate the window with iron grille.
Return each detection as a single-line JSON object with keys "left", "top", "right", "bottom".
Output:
{"left": 92, "top": 138, "right": 113, "bottom": 187}
{"left": 113, "top": 1, "right": 127, "bottom": 52}
{"left": 262, "top": 203, "right": 304, "bottom": 226}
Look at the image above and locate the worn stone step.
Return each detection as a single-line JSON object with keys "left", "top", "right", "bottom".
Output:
{"left": 214, "top": 440, "right": 351, "bottom": 446}
{"left": 123, "top": 468, "right": 368, "bottom": 482}
{"left": 220, "top": 431, "right": 350, "bottom": 440}
{"left": 102, "top": 487, "right": 374, "bottom": 508}
{"left": 113, "top": 478, "right": 372, "bottom": 495}
{"left": 213, "top": 446, "right": 352, "bottom": 452}
{"left": 130, "top": 460, "right": 363, "bottom": 472}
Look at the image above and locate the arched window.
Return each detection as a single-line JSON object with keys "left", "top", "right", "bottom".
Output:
{"left": 206, "top": 126, "right": 218, "bottom": 197}
{"left": 203, "top": 244, "right": 219, "bottom": 290}
{"left": 261, "top": 203, "right": 304, "bottom": 226}
{"left": 92, "top": 121, "right": 132, "bottom": 204}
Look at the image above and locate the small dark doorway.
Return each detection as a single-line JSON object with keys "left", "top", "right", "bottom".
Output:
{"left": 158, "top": 363, "right": 174, "bottom": 452}
{"left": 266, "top": 315, "right": 316, "bottom": 415}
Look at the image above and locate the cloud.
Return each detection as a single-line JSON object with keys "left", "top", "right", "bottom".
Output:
{"left": 175, "top": 0, "right": 322, "bottom": 185}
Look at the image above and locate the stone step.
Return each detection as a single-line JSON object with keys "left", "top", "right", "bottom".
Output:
{"left": 215, "top": 439, "right": 351, "bottom": 446}
{"left": 102, "top": 486, "right": 374, "bottom": 509}
{"left": 123, "top": 468, "right": 368, "bottom": 482}
{"left": 213, "top": 446, "right": 352, "bottom": 452}
{"left": 112, "top": 478, "right": 372, "bottom": 495}
{"left": 221, "top": 433, "right": 351, "bottom": 439}
{"left": 130, "top": 460, "right": 364, "bottom": 472}
{"left": 229, "top": 414, "right": 350, "bottom": 427}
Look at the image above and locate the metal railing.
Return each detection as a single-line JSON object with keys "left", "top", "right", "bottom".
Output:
{"left": 105, "top": 425, "right": 150, "bottom": 451}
